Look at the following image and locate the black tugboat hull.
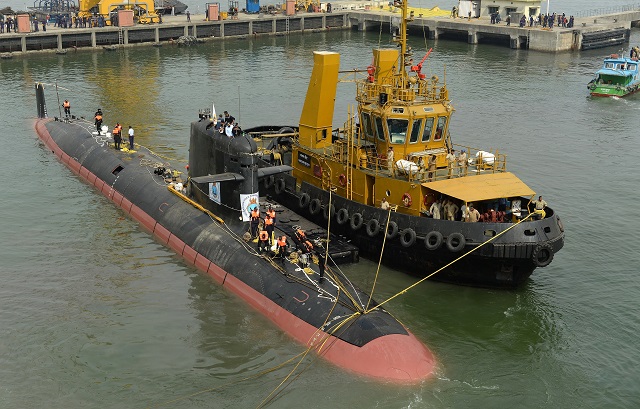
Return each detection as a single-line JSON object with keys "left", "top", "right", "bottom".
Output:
{"left": 268, "top": 176, "right": 565, "bottom": 289}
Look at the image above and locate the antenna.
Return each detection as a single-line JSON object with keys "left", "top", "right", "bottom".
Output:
{"left": 55, "top": 80, "right": 62, "bottom": 119}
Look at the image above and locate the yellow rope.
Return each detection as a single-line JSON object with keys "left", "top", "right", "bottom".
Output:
{"left": 364, "top": 213, "right": 535, "bottom": 314}
{"left": 167, "top": 185, "right": 225, "bottom": 224}
{"left": 365, "top": 205, "right": 394, "bottom": 311}
{"left": 257, "top": 311, "right": 361, "bottom": 409}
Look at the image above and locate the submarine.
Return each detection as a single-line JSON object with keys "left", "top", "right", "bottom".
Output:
{"left": 33, "top": 83, "right": 436, "bottom": 383}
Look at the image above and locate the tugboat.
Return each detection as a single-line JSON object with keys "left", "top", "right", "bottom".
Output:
{"left": 260, "top": 0, "right": 564, "bottom": 288}
{"left": 587, "top": 51, "right": 640, "bottom": 97}
{"left": 33, "top": 84, "right": 436, "bottom": 383}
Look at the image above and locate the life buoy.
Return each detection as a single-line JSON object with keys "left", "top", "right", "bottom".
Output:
{"left": 402, "top": 193, "right": 412, "bottom": 207}
{"left": 400, "top": 228, "right": 416, "bottom": 247}
{"left": 385, "top": 221, "right": 399, "bottom": 239}
{"left": 366, "top": 218, "right": 380, "bottom": 237}
{"left": 446, "top": 232, "right": 466, "bottom": 252}
{"left": 264, "top": 175, "right": 275, "bottom": 189}
{"left": 275, "top": 178, "right": 286, "bottom": 194}
{"left": 532, "top": 242, "right": 554, "bottom": 267}
{"left": 424, "top": 231, "right": 443, "bottom": 251}
{"left": 309, "top": 198, "right": 322, "bottom": 215}
{"left": 350, "top": 212, "right": 363, "bottom": 230}
{"left": 338, "top": 173, "right": 347, "bottom": 187}
{"left": 336, "top": 208, "right": 349, "bottom": 225}
{"left": 298, "top": 193, "right": 310, "bottom": 209}
{"left": 323, "top": 203, "right": 335, "bottom": 220}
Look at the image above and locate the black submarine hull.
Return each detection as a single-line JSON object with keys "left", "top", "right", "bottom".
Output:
{"left": 33, "top": 109, "right": 436, "bottom": 382}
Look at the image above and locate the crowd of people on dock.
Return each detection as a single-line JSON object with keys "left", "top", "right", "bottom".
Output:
{"left": 488, "top": 12, "right": 574, "bottom": 29}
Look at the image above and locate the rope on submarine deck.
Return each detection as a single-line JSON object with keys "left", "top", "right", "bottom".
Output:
{"left": 364, "top": 213, "right": 535, "bottom": 315}
{"left": 366, "top": 204, "right": 396, "bottom": 312}
{"left": 169, "top": 185, "right": 365, "bottom": 315}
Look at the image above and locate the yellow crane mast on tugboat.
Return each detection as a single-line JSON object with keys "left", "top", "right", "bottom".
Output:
{"left": 295, "top": 0, "right": 464, "bottom": 214}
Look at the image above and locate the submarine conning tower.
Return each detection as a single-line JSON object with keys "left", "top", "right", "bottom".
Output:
{"left": 188, "top": 119, "right": 260, "bottom": 212}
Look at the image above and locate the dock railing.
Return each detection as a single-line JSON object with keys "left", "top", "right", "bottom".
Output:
{"left": 574, "top": 3, "right": 640, "bottom": 18}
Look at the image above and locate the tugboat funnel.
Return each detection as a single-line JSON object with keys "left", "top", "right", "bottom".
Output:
{"left": 299, "top": 51, "right": 340, "bottom": 150}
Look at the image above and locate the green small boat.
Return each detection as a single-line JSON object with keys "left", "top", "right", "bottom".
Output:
{"left": 587, "top": 53, "right": 640, "bottom": 97}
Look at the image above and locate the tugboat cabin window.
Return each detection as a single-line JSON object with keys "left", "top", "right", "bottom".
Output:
{"left": 387, "top": 118, "right": 409, "bottom": 144}
{"left": 434, "top": 116, "right": 447, "bottom": 141}
{"left": 422, "top": 117, "right": 434, "bottom": 142}
{"left": 361, "top": 112, "right": 374, "bottom": 141}
{"left": 374, "top": 116, "right": 386, "bottom": 141}
{"left": 605, "top": 62, "right": 614, "bottom": 69}
{"left": 410, "top": 119, "right": 421, "bottom": 143}
{"left": 629, "top": 63, "right": 637, "bottom": 70}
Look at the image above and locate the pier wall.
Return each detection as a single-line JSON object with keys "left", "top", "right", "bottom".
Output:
{"left": 0, "top": 13, "right": 350, "bottom": 54}
{"left": 1, "top": 8, "right": 639, "bottom": 55}
{"left": 349, "top": 11, "right": 635, "bottom": 52}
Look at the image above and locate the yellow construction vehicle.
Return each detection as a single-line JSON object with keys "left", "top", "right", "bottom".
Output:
{"left": 295, "top": 0, "right": 320, "bottom": 12}
{"left": 78, "top": 0, "right": 159, "bottom": 25}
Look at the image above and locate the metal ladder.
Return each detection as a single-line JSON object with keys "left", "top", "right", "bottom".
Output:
{"left": 285, "top": 17, "right": 289, "bottom": 33}
{"left": 118, "top": 28, "right": 124, "bottom": 45}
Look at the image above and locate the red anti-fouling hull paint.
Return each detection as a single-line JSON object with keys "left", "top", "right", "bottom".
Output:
{"left": 35, "top": 119, "right": 436, "bottom": 383}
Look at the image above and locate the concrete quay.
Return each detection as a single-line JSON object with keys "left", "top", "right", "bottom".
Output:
{"left": 1, "top": 5, "right": 639, "bottom": 55}
{"left": 0, "top": 12, "right": 350, "bottom": 54}
{"left": 351, "top": 9, "right": 640, "bottom": 52}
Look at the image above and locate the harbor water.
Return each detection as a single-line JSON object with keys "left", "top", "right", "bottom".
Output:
{"left": 1, "top": 26, "right": 639, "bottom": 408}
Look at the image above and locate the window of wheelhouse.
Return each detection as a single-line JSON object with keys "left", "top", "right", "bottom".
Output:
{"left": 374, "top": 115, "right": 386, "bottom": 141}
{"left": 361, "top": 112, "right": 375, "bottom": 141}
{"left": 422, "top": 117, "right": 434, "bottom": 142}
{"left": 410, "top": 119, "right": 421, "bottom": 143}
{"left": 434, "top": 116, "right": 447, "bottom": 141}
{"left": 387, "top": 118, "right": 408, "bottom": 144}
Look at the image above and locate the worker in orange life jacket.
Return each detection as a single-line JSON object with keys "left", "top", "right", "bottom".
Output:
{"left": 250, "top": 207, "right": 260, "bottom": 240}
{"left": 276, "top": 235, "right": 288, "bottom": 266}
{"left": 94, "top": 109, "right": 103, "bottom": 134}
{"left": 295, "top": 228, "right": 313, "bottom": 254}
{"left": 63, "top": 100, "right": 71, "bottom": 116}
{"left": 264, "top": 211, "right": 274, "bottom": 245}
{"left": 258, "top": 230, "right": 269, "bottom": 253}
{"left": 112, "top": 123, "right": 122, "bottom": 150}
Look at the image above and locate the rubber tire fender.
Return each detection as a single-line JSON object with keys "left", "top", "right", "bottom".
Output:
{"left": 350, "top": 212, "right": 364, "bottom": 230}
{"left": 446, "top": 232, "right": 466, "bottom": 252}
{"left": 385, "top": 221, "right": 399, "bottom": 239}
{"left": 424, "top": 231, "right": 443, "bottom": 251}
{"left": 309, "top": 198, "right": 322, "bottom": 215}
{"left": 274, "top": 178, "right": 286, "bottom": 194}
{"left": 277, "top": 126, "right": 295, "bottom": 135}
{"left": 532, "top": 242, "right": 554, "bottom": 268}
{"left": 323, "top": 203, "right": 336, "bottom": 220}
{"left": 336, "top": 208, "right": 349, "bottom": 225}
{"left": 298, "top": 193, "right": 310, "bottom": 209}
{"left": 366, "top": 218, "right": 380, "bottom": 237}
{"left": 264, "top": 175, "right": 275, "bottom": 189}
{"left": 400, "top": 228, "right": 416, "bottom": 247}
